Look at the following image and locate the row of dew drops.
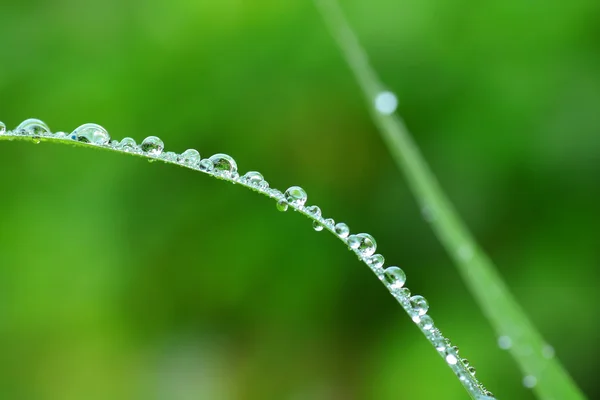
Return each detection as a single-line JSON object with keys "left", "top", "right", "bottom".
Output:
{"left": 0, "top": 118, "right": 494, "bottom": 399}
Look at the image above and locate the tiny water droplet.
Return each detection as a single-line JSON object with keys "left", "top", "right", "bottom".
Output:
{"left": 434, "top": 336, "right": 447, "bottom": 351}
{"left": 497, "top": 336, "right": 512, "bottom": 350}
{"left": 268, "top": 188, "right": 284, "bottom": 199}
{"left": 410, "top": 295, "right": 429, "bottom": 316}
{"left": 305, "top": 205, "right": 322, "bottom": 218}
{"left": 0, "top": 121, "right": 6, "bottom": 134}
{"left": 522, "top": 375, "right": 537, "bottom": 389}
{"left": 467, "top": 366, "right": 476, "bottom": 375}
{"left": 542, "top": 344, "right": 555, "bottom": 359}
{"left": 374, "top": 91, "right": 398, "bottom": 115}
{"left": 276, "top": 199, "right": 288, "bottom": 212}
{"left": 284, "top": 186, "right": 308, "bottom": 207}
{"left": 457, "top": 244, "right": 474, "bottom": 261}
{"left": 324, "top": 218, "right": 335, "bottom": 228}
{"left": 199, "top": 158, "right": 214, "bottom": 172}
{"left": 16, "top": 118, "right": 50, "bottom": 135}
{"left": 347, "top": 233, "right": 377, "bottom": 257}
{"left": 141, "top": 136, "right": 164, "bottom": 156}
{"left": 73, "top": 123, "right": 110, "bottom": 145}
{"left": 383, "top": 266, "right": 406, "bottom": 290}
{"left": 366, "top": 254, "right": 384, "bottom": 270}
{"left": 161, "top": 152, "right": 178, "bottom": 162}
{"left": 209, "top": 153, "right": 238, "bottom": 177}
{"left": 334, "top": 223, "right": 350, "bottom": 238}
{"left": 179, "top": 149, "right": 201, "bottom": 167}
{"left": 313, "top": 220, "right": 324, "bottom": 231}
{"left": 117, "top": 137, "right": 138, "bottom": 152}
{"left": 418, "top": 315, "right": 434, "bottom": 330}
{"left": 421, "top": 203, "right": 437, "bottom": 222}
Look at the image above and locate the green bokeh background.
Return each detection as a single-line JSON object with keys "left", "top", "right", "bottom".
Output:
{"left": 1, "top": 0, "right": 599, "bottom": 399}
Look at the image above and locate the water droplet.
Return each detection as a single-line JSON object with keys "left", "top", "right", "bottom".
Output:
{"left": 141, "top": 136, "right": 164, "bottom": 156}
{"left": 313, "top": 221, "right": 324, "bottom": 231}
{"left": 242, "top": 171, "right": 268, "bottom": 189}
{"left": 418, "top": 314, "right": 434, "bottom": 330}
{"left": 161, "top": 152, "right": 178, "bottom": 162}
{"left": 366, "top": 254, "right": 384, "bottom": 270}
{"left": 73, "top": 123, "right": 110, "bottom": 145}
{"left": 522, "top": 375, "right": 537, "bottom": 389}
{"left": 268, "top": 188, "right": 284, "bottom": 199}
{"left": 421, "top": 203, "right": 437, "bottom": 222}
{"left": 542, "top": 344, "right": 555, "bottom": 359}
{"left": 284, "top": 186, "right": 308, "bottom": 207}
{"left": 334, "top": 223, "right": 350, "bottom": 238}
{"left": 324, "top": 218, "right": 335, "bottom": 228}
{"left": 383, "top": 266, "right": 406, "bottom": 290}
{"left": 497, "top": 336, "right": 512, "bottom": 350}
{"left": 410, "top": 295, "right": 429, "bottom": 316}
{"left": 199, "top": 158, "right": 214, "bottom": 172}
{"left": 179, "top": 149, "right": 201, "bottom": 167}
{"left": 347, "top": 233, "right": 377, "bottom": 257}
{"left": 209, "top": 153, "right": 238, "bottom": 177}
{"left": 433, "top": 336, "right": 447, "bottom": 351}
{"left": 467, "top": 366, "right": 476, "bottom": 375}
{"left": 117, "top": 137, "right": 138, "bottom": 152}
{"left": 0, "top": 121, "right": 5, "bottom": 134}
{"left": 374, "top": 91, "right": 398, "bottom": 115}
{"left": 305, "top": 206, "right": 322, "bottom": 218}
{"left": 446, "top": 352, "right": 458, "bottom": 365}
{"left": 16, "top": 118, "right": 50, "bottom": 135}
{"left": 276, "top": 199, "right": 288, "bottom": 212}
{"left": 457, "top": 244, "right": 474, "bottom": 261}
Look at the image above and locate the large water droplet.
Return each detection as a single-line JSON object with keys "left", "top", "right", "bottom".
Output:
{"left": 0, "top": 121, "right": 6, "bottom": 134}
{"left": 334, "top": 223, "right": 350, "bottom": 238}
{"left": 73, "top": 123, "right": 110, "bottom": 145}
{"left": 410, "top": 295, "right": 429, "bottom": 316}
{"left": 383, "top": 266, "right": 406, "bottom": 290}
{"left": 347, "top": 233, "right": 377, "bottom": 257}
{"left": 209, "top": 153, "right": 238, "bottom": 177}
{"left": 312, "top": 221, "right": 324, "bottom": 231}
{"left": 141, "top": 136, "right": 164, "bottom": 156}
{"left": 16, "top": 118, "right": 50, "bottom": 135}
{"left": 117, "top": 137, "right": 138, "bottom": 152}
{"left": 179, "top": 149, "right": 201, "bottom": 167}
{"left": 374, "top": 91, "right": 398, "bottom": 115}
{"left": 284, "top": 186, "right": 307, "bottom": 207}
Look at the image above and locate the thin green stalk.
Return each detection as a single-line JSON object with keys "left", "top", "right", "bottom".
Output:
{"left": 314, "top": 0, "right": 586, "bottom": 398}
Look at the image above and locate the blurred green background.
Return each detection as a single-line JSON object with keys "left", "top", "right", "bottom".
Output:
{"left": 1, "top": 0, "right": 599, "bottom": 399}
